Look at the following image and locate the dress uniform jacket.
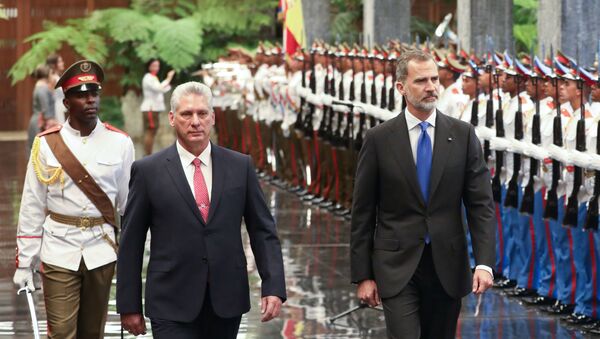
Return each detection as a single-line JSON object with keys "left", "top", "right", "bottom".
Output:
{"left": 16, "top": 120, "right": 134, "bottom": 271}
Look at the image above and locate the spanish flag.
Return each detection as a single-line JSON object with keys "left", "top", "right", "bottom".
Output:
{"left": 281, "top": 0, "right": 306, "bottom": 57}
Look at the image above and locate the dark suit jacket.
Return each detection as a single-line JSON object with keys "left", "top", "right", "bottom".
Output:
{"left": 350, "top": 111, "right": 495, "bottom": 299}
{"left": 116, "top": 143, "right": 286, "bottom": 322}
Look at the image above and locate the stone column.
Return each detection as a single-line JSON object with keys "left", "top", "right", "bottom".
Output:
{"left": 363, "top": 0, "right": 411, "bottom": 46}
{"left": 538, "top": 0, "right": 600, "bottom": 66}
{"left": 457, "top": 0, "right": 513, "bottom": 55}
{"left": 302, "top": 0, "right": 331, "bottom": 45}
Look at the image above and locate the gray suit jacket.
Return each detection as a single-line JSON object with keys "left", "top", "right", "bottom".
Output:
{"left": 350, "top": 111, "right": 495, "bottom": 299}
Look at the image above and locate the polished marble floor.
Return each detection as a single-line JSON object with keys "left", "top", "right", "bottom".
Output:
{"left": 0, "top": 138, "right": 595, "bottom": 338}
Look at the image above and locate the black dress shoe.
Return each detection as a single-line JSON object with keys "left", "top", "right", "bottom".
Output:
{"left": 320, "top": 200, "right": 334, "bottom": 208}
{"left": 562, "top": 313, "right": 595, "bottom": 325}
{"left": 505, "top": 287, "right": 536, "bottom": 297}
{"left": 542, "top": 302, "right": 575, "bottom": 315}
{"left": 522, "top": 296, "right": 556, "bottom": 306}
{"left": 296, "top": 189, "right": 309, "bottom": 196}
{"left": 301, "top": 194, "right": 315, "bottom": 201}
{"left": 311, "top": 196, "right": 325, "bottom": 204}
{"left": 493, "top": 278, "right": 516, "bottom": 289}
{"left": 581, "top": 320, "right": 600, "bottom": 331}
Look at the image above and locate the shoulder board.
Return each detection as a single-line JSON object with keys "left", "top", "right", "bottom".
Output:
{"left": 104, "top": 123, "right": 129, "bottom": 136}
{"left": 36, "top": 124, "right": 62, "bottom": 137}
{"left": 451, "top": 88, "right": 459, "bottom": 95}
{"left": 585, "top": 110, "right": 592, "bottom": 119}
{"left": 547, "top": 101, "right": 555, "bottom": 109}
{"left": 561, "top": 108, "right": 571, "bottom": 117}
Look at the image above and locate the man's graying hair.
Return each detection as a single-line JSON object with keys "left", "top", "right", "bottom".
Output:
{"left": 395, "top": 48, "right": 435, "bottom": 83}
{"left": 170, "top": 81, "right": 214, "bottom": 113}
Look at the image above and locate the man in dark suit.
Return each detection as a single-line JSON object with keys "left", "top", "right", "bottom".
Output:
{"left": 350, "top": 49, "right": 495, "bottom": 339}
{"left": 117, "top": 82, "right": 286, "bottom": 338}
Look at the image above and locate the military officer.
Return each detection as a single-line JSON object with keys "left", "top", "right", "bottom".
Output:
{"left": 13, "top": 60, "right": 135, "bottom": 338}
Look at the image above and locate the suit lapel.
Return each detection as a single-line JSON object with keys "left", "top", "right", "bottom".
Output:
{"left": 206, "top": 143, "right": 225, "bottom": 224}
{"left": 428, "top": 111, "right": 454, "bottom": 200}
{"left": 387, "top": 112, "right": 426, "bottom": 206}
{"left": 164, "top": 144, "right": 205, "bottom": 226}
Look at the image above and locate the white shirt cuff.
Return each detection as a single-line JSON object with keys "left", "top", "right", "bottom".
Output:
{"left": 475, "top": 265, "right": 494, "bottom": 279}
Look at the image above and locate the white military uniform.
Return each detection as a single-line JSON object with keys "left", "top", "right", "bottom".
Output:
{"left": 16, "top": 119, "right": 134, "bottom": 271}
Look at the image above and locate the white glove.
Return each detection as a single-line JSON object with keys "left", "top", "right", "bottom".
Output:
{"left": 13, "top": 268, "right": 34, "bottom": 292}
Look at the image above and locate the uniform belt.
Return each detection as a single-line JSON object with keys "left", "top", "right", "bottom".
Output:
{"left": 49, "top": 211, "right": 105, "bottom": 229}
{"left": 48, "top": 211, "right": 118, "bottom": 254}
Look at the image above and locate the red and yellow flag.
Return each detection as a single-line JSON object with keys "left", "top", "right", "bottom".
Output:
{"left": 281, "top": 0, "right": 306, "bottom": 57}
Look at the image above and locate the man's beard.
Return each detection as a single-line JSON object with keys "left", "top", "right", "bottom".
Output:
{"left": 405, "top": 88, "right": 438, "bottom": 112}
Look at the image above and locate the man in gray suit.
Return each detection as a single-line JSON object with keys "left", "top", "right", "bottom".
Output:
{"left": 350, "top": 49, "right": 495, "bottom": 339}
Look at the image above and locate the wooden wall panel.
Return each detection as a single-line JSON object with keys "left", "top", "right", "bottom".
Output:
{"left": 1, "top": 0, "right": 128, "bottom": 131}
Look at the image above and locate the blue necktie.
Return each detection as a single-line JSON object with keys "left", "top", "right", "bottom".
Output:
{"left": 416, "top": 121, "right": 432, "bottom": 244}
{"left": 416, "top": 121, "right": 432, "bottom": 203}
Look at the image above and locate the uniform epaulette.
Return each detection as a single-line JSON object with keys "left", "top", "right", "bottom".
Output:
{"left": 104, "top": 123, "right": 129, "bottom": 136}
{"left": 36, "top": 125, "right": 62, "bottom": 137}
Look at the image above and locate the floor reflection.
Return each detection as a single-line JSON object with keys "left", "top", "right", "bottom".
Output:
{"left": 0, "top": 139, "right": 589, "bottom": 338}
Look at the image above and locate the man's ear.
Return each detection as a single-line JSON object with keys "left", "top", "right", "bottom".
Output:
{"left": 168, "top": 111, "right": 175, "bottom": 127}
{"left": 396, "top": 81, "right": 405, "bottom": 96}
{"left": 63, "top": 98, "right": 69, "bottom": 110}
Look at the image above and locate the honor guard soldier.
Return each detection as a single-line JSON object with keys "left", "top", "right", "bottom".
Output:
{"left": 13, "top": 60, "right": 135, "bottom": 338}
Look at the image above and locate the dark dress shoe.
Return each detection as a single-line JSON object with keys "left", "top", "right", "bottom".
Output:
{"left": 493, "top": 278, "right": 517, "bottom": 289}
{"left": 542, "top": 302, "right": 575, "bottom": 315}
{"left": 320, "top": 200, "right": 334, "bottom": 208}
{"left": 562, "top": 313, "right": 595, "bottom": 325}
{"left": 301, "top": 194, "right": 315, "bottom": 201}
{"left": 581, "top": 320, "right": 600, "bottom": 331}
{"left": 311, "top": 196, "right": 325, "bottom": 204}
{"left": 522, "top": 296, "right": 556, "bottom": 306}
{"left": 506, "top": 287, "right": 536, "bottom": 297}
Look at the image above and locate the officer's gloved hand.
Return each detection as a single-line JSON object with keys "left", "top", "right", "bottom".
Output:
{"left": 13, "top": 268, "right": 34, "bottom": 292}
{"left": 533, "top": 175, "right": 544, "bottom": 192}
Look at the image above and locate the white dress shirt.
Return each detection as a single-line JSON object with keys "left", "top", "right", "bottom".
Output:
{"left": 404, "top": 109, "right": 493, "bottom": 278}
{"left": 405, "top": 108, "right": 436, "bottom": 163}
{"left": 176, "top": 141, "right": 213, "bottom": 200}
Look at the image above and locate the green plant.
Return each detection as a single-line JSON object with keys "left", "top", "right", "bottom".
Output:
{"left": 99, "top": 96, "right": 124, "bottom": 129}
{"left": 513, "top": 0, "right": 538, "bottom": 53}
{"left": 9, "top": 0, "right": 277, "bottom": 88}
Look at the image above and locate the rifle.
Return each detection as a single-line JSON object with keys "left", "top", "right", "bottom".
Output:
{"left": 343, "top": 55, "right": 356, "bottom": 149}
{"left": 302, "top": 50, "right": 317, "bottom": 135}
{"left": 469, "top": 62, "right": 479, "bottom": 127}
{"left": 585, "top": 46, "right": 600, "bottom": 230}
{"left": 388, "top": 61, "right": 396, "bottom": 111}
{"left": 520, "top": 73, "right": 541, "bottom": 215}
{"left": 333, "top": 64, "right": 345, "bottom": 148}
{"left": 491, "top": 70, "right": 505, "bottom": 202}
{"left": 317, "top": 53, "right": 329, "bottom": 138}
{"left": 294, "top": 51, "right": 306, "bottom": 131}
{"left": 585, "top": 120, "right": 600, "bottom": 230}
{"left": 543, "top": 73, "right": 564, "bottom": 220}
{"left": 504, "top": 73, "right": 524, "bottom": 209}
{"left": 381, "top": 58, "right": 388, "bottom": 110}
{"left": 369, "top": 55, "right": 378, "bottom": 128}
{"left": 325, "top": 52, "right": 336, "bottom": 143}
{"left": 484, "top": 62, "right": 494, "bottom": 161}
{"left": 354, "top": 55, "right": 367, "bottom": 150}
{"left": 563, "top": 72, "right": 587, "bottom": 227}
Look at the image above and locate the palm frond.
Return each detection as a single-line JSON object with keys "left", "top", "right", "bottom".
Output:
{"left": 10, "top": 22, "right": 107, "bottom": 84}
{"left": 153, "top": 17, "right": 203, "bottom": 71}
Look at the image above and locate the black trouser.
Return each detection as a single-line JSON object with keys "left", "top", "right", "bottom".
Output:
{"left": 151, "top": 287, "right": 242, "bottom": 339}
{"left": 381, "top": 245, "right": 461, "bottom": 339}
